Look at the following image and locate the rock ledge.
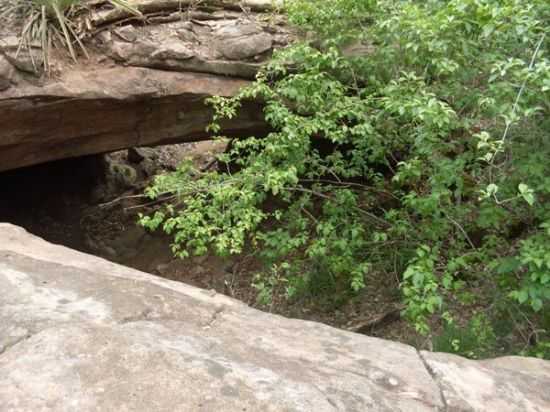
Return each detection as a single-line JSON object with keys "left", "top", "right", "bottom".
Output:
{"left": 1, "top": 223, "right": 549, "bottom": 411}
{"left": 0, "top": 1, "right": 289, "bottom": 171}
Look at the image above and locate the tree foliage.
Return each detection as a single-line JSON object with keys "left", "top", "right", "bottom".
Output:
{"left": 141, "top": 0, "right": 550, "bottom": 357}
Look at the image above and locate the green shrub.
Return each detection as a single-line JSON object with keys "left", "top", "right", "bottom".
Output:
{"left": 521, "top": 341, "right": 550, "bottom": 360}
{"left": 141, "top": 0, "right": 550, "bottom": 356}
{"left": 433, "top": 314, "right": 497, "bottom": 359}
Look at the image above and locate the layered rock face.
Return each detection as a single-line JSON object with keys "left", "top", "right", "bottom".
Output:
{"left": 1, "top": 223, "right": 549, "bottom": 412}
{"left": 0, "top": 0, "right": 289, "bottom": 171}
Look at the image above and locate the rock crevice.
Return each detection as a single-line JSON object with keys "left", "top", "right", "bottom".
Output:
{"left": 0, "top": 331, "right": 32, "bottom": 357}
{"left": 417, "top": 349, "right": 448, "bottom": 412}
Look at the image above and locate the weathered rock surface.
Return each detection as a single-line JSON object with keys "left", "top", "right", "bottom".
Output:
{"left": 0, "top": 1, "right": 289, "bottom": 171}
{"left": 1, "top": 223, "right": 549, "bottom": 412}
{"left": 0, "top": 67, "right": 268, "bottom": 172}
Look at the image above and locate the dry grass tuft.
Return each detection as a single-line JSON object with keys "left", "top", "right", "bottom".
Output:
{"left": 1, "top": 0, "right": 141, "bottom": 70}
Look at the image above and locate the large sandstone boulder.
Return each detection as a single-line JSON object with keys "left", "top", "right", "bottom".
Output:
{"left": 0, "top": 1, "right": 290, "bottom": 171}
{"left": 1, "top": 223, "right": 549, "bottom": 411}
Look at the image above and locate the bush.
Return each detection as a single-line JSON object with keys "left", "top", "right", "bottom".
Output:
{"left": 140, "top": 0, "right": 550, "bottom": 357}
{"left": 433, "top": 314, "right": 497, "bottom": 359}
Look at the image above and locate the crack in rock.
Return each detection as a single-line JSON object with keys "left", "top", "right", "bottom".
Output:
{"left": 310, "top": 382, "right": 339, "bottom": 411}
{"left": 416, "top": 349, "right": 448, "bottom": 412}
{"left": 0, "top": 332, "right": 33, "bottom": 357}
{"left": 118, "top": 305, "right": 227, "bottom": 329}
{"left": 118, "top": 308, "right": 193, "bottom": 325}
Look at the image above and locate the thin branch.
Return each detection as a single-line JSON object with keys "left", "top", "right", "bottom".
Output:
{"left": 200, "top": 158, "right": 218, "bottom": 172}
{"left": 300, "top": 205, "right": 319, "bottom": 224}
{"left": 98, "top": 192, "right": 157, "bottom": 208}
{"left": 284, "top": 186, "right": 391, "bottom": 227}
{"left": 491, "top": 33, "right": 545, "bottom": 163}
{"left": 299, "top": 178, "right": 398, "bottom": 199}
{"left": 123, "top": 194, "right": 178, "bottom": 211}
{"left": 445, "top": 214, "right": 476, "bottom": 250}
{"left": 348, "top": 305, "right": 405, "bottom": 334}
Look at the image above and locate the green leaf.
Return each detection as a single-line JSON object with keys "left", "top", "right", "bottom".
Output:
{"left": 532, "top": 298, "right": 543, "bottom": 312}
{"left": 496, "top": 257, "right": 521, "bottom": 274}
{"left": 517, "top": 289, "right": 529, "bottom": 304}
{"left": 518, "top": 183, "right": 535, "bottom": 206}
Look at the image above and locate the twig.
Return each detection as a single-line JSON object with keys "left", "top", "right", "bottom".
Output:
{"left": 348, "top": 305, "right": 405, "bottom": 334}
{"left": 506, "top": 305, "right": 530, "bottom": 344}
{"left": 300, "top": 205, "right": 319, "bottom": 224}
{"left": 284, "top": 186, "right": 391, "bottom": 227}
{"left": 98, "top": 192, "right": 154, "bottom": 208}
{"left": 445, "top": 214, "right": 476, "bottom": 250}
{"left": 299, "top": 178, "right": 398, "bottom": 199}
{"left": 123, "top": 195, "right": 178, "bottom": 211}
{"left": 200, "top": 158, "right": 218, "bottom": 172}
{"left": 491, "top": 33, "right": 545, "bottom": 163}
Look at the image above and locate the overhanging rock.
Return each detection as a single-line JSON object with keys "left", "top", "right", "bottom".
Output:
{"left": 0, "top": 67, "right": 267, "bottom": 172}
{"left": 1, "top": 223, "right": 549, "bottom": 411}
{"left": 0, "top": 0, "right": 290, "bottom": 171}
